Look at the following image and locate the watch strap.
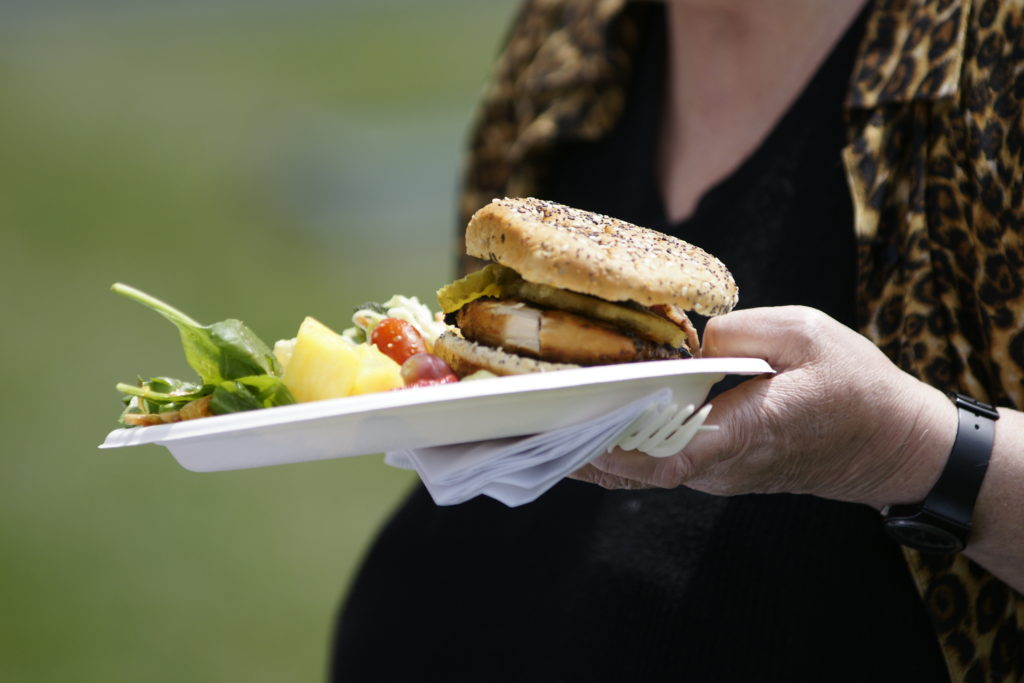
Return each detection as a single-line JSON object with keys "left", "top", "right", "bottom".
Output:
{"left": 923, "top": 394, "right": 998, "bottom": 524}
{"left": 882, "top": 392, "right": 999, "bottom": 553}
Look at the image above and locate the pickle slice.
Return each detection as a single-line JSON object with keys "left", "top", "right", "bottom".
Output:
{"left": 436, "top": 264, "right": 521, "bottom": 314}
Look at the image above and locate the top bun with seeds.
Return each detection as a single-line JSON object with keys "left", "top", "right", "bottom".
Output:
{"left": 464, "top": 197, "right": 738, "bottom": 317}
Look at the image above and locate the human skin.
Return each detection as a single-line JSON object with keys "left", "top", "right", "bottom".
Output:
{"left": 570, "top": 306, "right": 1024, "bottom": 592}
{"left": 657, "top": 0, "right": 869, "bottom": 221}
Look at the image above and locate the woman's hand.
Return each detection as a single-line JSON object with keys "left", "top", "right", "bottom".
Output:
{"left": 570, "top": 306, "right": 956, "bottom": 509}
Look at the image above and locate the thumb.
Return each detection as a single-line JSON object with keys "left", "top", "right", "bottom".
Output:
{"left": 675, "top": 373, "right": 774, "bottom": 490}
{"left": 702, "top": 306, "right": 830, "bottom": 371}
{"left": 702, "top": 308, "right": 774, "bottom": 360}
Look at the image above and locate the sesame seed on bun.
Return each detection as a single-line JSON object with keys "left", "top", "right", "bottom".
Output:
{"left": 465, "top": 197, "right": 738, "bottom": 317}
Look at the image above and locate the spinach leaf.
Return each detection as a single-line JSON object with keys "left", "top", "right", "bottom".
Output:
{"left": 233, "top": 374, "right": 294, "bottom": 407}
{"left": 209, "top": 375, "right": 295, "bottom": 415}
{"left": 116, "top": 376, "right": 212, "bottom": 425}
{"left": 117, "top": 377, "right": 207, "bottom": 404}
{"left": 112, "top": 284, "right": 297, "bottom": 426}
{"left": 111, "top": 283, "right": 281, "bottom": 383}
{"left": 209, "top": 383, "right": 263, "bottom": 414}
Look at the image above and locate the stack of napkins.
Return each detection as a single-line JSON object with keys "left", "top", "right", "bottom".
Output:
{"left": 385, "top": 388, "right": 675, "bottom": 507}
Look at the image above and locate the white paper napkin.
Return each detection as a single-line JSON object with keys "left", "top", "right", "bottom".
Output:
{"left": 385, "top": 388, "right": 675, "bottom": 507}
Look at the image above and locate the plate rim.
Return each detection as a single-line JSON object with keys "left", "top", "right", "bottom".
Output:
{"left": 99, "top": 356, "right": 772, "bottom": 449}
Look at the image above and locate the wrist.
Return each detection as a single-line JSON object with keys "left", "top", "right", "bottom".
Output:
{"left": 862, "top": 382, "right": 957, "bottom": 511}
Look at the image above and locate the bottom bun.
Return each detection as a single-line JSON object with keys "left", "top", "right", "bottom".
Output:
{"left": 433, "top": 331, "right": 579, "bottom": 377}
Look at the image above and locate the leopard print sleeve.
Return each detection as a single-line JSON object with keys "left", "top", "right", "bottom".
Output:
{"left": 844, "top": 0, "right": 1024, "bottom": 679}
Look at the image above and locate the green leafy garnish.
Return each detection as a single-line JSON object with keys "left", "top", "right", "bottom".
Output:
{"left": 118, "top": 375, "right": 208, "bottom": 413}
{"left": 117, "top": 376, "right": 208, "bottom": 406}
{"left": 111, "top": 284, "right": 295, "bottom": 426}
{"left": 112, "top": 283, "right": 282, "bottom": 383}
{"left": 208, "top": 375, "right": 294, "bottom": 414}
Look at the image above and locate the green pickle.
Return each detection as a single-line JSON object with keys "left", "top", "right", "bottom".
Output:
{"left": 436, "top": 264, "right": 522, "bottom": 313}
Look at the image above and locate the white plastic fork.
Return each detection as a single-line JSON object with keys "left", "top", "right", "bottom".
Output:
{"left": 611, "top": 402, "right": 717, "bottom": 458}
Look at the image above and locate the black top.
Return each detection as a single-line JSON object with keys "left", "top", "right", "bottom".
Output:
{"left": 331, "top": 5, "right": 950, "bottom": 681}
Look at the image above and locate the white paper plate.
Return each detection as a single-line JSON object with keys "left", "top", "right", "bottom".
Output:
{"left": 99, "top": 357, "right": 772, "bottom": 472}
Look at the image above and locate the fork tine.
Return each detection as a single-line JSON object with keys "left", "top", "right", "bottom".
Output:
{"left": 647, "top": 404, "right": 696, "bottom": 443}
{"left": 643, "top": 403, "right": 714, "bottom": 457}
{"left": 614, "top": 403, "right": 675, "bottom": 451}
{"left": 610, "top": 397, "right": 719, "bottom": 457}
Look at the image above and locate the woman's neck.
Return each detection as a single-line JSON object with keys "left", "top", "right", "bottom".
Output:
{"left": 657, "top": 0, "right": 868, "bottom": 222}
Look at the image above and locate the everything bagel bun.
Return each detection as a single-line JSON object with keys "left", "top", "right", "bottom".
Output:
{"left": 436, "top": 197, "right": 738, "bottom": 377}
{"left": 465, "top": 197, "right": 738, "bottom": 317}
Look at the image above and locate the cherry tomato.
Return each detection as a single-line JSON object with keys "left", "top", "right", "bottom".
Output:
{"left": 401, "top": 352, "right": 458, "bottom": 387}
{"left": 370, "top": 318, "right": 428, "bottom": 365}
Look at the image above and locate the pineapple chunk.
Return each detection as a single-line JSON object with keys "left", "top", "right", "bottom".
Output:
{"left": 273, "top": 337, "right": 296, "bottom": 372}
{"left": 283, "top": 317, "right": 402, "bottom": 402}
{"left": 351, "top": 344, "right": 405, "bottom": 395}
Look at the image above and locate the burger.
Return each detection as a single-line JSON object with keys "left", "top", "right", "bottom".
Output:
{"left": 434, "top": 197, "right": 738, "bottom": 377}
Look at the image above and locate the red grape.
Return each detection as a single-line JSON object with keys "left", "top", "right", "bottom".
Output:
{"left": 401, "top": 352, "right": 458, "bottom": 387}
{"left": 370, "top": 318, "right": 428, "bottom": 365}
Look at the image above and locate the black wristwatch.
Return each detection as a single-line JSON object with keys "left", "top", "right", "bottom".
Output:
{"left": 881, "top": 393, "right": 999, "bottom": 554}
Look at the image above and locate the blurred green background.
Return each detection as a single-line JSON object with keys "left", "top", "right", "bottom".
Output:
{"left": 0, "top": 1, "right": 517, "bottom": 680}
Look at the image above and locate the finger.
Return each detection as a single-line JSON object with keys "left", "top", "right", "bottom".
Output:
{"left": 702, "top": 306, "right": 826, "bottom": 370}
{"left": 701, "top": 308, "right": 776, "bottom": 360}
{"left": 580, "top": 447, "right": 698, "bottom": 488}
{"left": 568, "top": 463, "right": 651, "bottom": 490}
{"left": 664, "top": 377, "right": 774, "bottom": 484}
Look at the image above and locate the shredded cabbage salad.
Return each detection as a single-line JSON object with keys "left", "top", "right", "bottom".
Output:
{"left": 343, "top": 295, "right": 450, "bottom": 349}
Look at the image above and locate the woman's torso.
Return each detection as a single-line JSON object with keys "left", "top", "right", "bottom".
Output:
{"left": 331, "top": 4, "right": 951, "bottom": 680}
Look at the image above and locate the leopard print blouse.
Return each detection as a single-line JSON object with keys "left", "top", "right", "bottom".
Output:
{"left": 458, "top": 0, "right": 1024, "bottom": 679}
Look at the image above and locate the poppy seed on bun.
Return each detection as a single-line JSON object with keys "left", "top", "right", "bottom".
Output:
{"left": 465, "top": 197, "right": 738, "bottom": 317}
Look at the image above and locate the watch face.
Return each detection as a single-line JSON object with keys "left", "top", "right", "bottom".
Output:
{"left": 884, "top": 519, "right": 964, "bottom": 554}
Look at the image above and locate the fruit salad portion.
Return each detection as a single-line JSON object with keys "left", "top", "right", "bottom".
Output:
{"left": 112, "top": 284, "right": 460, "bottom": 427}
{"left": 275, "top": 299, "right": 458, "bottom": 403}
{"left": 276, "top": 317, "right": 406, "bottom": 402}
